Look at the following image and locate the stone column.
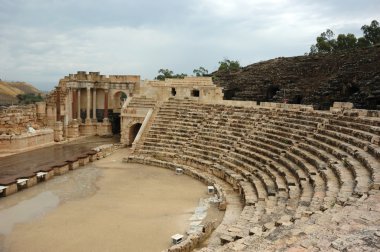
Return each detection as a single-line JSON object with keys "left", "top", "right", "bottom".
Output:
{"left": 35, "top": 102, "right": 46, "bottom": 120}
{"left": 56, "top": 90, "right": 61, "bottom": 121}
{"left": 72, "top": 89, "right": 77, "bottom": 119}
{"left": 77, "top": 88, "right": 81, "bottom": 122}
{"left": 86, "top": 86, "right": 91, "bottom": 123}
{"left": 92, "top": 88, "right": 97, "bottom": 121}
{"left": 68, "top": 89, "right": 72, "bottom": 122}
{"left": 103, "top": 89, "right": 109, "bottom": 121}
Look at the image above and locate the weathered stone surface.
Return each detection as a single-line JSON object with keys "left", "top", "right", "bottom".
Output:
{"left": 214, "top": 45, "right": 380, "bottom": 110}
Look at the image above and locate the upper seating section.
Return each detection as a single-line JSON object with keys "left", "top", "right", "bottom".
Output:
{"left": 126, "top": 96, "right": 157, "bottom": 108}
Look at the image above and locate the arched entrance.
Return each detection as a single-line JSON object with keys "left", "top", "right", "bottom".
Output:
{"left": 111, "top": 91, "right": 128, "bottom": 135}
{"left": 129, "top": 123, "right": 142, "bottom": 145}
{"left": 113, "top": 91, "right": 128, "bottom": 110}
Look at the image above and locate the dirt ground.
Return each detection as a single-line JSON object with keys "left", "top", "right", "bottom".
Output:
{"left": 0, "top": 149, "right": 216, "bottom": 252}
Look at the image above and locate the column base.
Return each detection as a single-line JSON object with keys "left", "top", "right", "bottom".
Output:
{"left": 97, "top": 120, "right": 112, "bottom": 136}
{"left": 79, "top": 123, "right": 97, "bottom": 136}
{"left": 67, "top": 120, "right": 80, "bottom": 138}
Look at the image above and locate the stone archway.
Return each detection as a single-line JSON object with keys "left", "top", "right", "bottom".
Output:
{"left": 113, "top": 91, "right": 128, "bottom": 111}
{"left": 129, "top": 123, "right": 142, "bottom": 144}
{"left": 121, "top": 118, "right": 144, "bottom": 146}
{"left": 110, "top": 91, "right": 128, "bottom": 135}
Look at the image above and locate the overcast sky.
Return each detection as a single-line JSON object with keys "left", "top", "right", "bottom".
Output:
{"left": 0, "top": 0, "right": 379, "bottom": 91}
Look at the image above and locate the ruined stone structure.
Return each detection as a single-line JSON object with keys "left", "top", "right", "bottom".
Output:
{"left": 214, "top": 45, "right": 380, "bottom": 110}
{"left": 0, "top": 103, "right": 53, "bottom": 153}
{"left": 46, "top": 71, "right": 140, "bottom": 139}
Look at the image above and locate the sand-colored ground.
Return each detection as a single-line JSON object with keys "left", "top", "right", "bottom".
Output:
{"left": 0, "top": 150, "right": 213, "bottom": 252}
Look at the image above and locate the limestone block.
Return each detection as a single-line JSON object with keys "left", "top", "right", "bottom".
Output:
{"left": 3, "top": 183, "right": 18, "bottom": 196}
{"left": 78, "top": 155, "right": 90, "bottom": 166}
{"left": 220, "top": 234, "right": 234, "bottom": 245}
{"left": 87, "top": 150, "right": 98, "bottom": 162}
{"left": 53, "top": 163, "right": 70, "bottom": 175}
{"left": 79, "top": 123, "right": 97, "bottom": 136}
{"left": 67, "top": 120, "right": 80, "bottom": 138}
{"left": 26, "top": 176, "right": 37, "bottom": 188}
{"left": 66, "top": 159, "right": 80, "bottom": 170}
{"left": 97, "top": 121, "right": 112, "bottom": 136}
{"left": 54, "top": 122, "right": 64, "bottom": 142}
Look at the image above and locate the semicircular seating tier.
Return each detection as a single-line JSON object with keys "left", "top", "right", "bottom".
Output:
{"left": 126, "top": 98, "right": 380, "bottom": 251}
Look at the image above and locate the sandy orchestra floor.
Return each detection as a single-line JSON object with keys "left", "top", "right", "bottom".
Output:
{"left": 0, "top": 150, "right": 212, "bottom": 252}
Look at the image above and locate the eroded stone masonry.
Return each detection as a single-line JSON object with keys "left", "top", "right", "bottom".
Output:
{"left": 214, "top": 45, "right": 380, "bottom": 110}
{"left": 1, "top": 72, "right": 380, "bottom": 252}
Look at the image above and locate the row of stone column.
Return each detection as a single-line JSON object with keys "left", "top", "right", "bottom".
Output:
{"left": 72, "top": 88, "right": 109, "bottom": 122}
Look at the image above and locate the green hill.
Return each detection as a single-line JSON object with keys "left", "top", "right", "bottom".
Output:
{"left": 0, "top": 81, "right": 41, "bottom": 105}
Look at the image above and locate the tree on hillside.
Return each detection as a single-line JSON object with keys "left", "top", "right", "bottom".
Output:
{"left": 154, "top": 69, "right": 187, "bottom": 80}
{"left": 310, "top": 29, "right": 336, "bottom": 54}
{"left": 173, "top": 73, "right": 187, "bottom": 78}
{"left": 309, "top": 20, "right": 379, "bottom": 54}
{"left": 155, "top": 69, "right": 173, "bottom": 80}
{"left": 335, "top": 33, "right": 357, "bottom": 50}
{"left": 218, "top": 59, "right": 240, "bottom": 73}
{"left": 361, "top": 20, "right": 380, "bottom": 45}
{"left": 16, "top": 93, "right": 43, "bottom": 104}
{"left": 193, "top": 67, "right": 209, "bottom": 76}
{"left": 357, "top": 37, "right": 372, "bottom": 48}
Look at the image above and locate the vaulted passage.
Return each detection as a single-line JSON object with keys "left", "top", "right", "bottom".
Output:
{"left": 266, "top": 85, "right": 280, "bottom": 100}
{"left": 129, "top": 123, "right": 142, "bottom": 144}
{"left": 346, "top": 85, "right": 360, "bottom": 97}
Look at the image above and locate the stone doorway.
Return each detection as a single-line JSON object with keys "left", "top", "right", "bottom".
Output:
{"left": 129, "top": 123, "right": 142, "bottom": 144}
{"left": 112, "top": 113, "right": 121, "bottom": 134}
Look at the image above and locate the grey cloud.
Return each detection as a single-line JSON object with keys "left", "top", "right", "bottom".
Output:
{"left": 0, "top": 0, "right": 196, "bottom": 29}
{"left": 0, "top": 0, "right": 379, "bottom": 90}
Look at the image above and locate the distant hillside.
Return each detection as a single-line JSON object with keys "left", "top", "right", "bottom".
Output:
{"left": 0, "top": 81, "right": 41, "bottom": 105}
{"left": 213, "top": 45, "right": 380, "bottom": 110}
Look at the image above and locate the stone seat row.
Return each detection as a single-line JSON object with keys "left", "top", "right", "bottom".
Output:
{"left": 254, "top": 125, "right": 366, "bottom": 198}
{"left": 256, "top": 126, "right": 378, "bottom": 193}
{"left": 235, "top": 137, "right": 329, "bottom": 210}
{"left": 266, "top": 109, "right": 380, "bottom": 143}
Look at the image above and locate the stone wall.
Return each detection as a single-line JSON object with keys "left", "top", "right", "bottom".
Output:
{"left": 166, "top": 222, "right": 215, "bottom": 252}
{"left": 214, "top": 45, "right": 380, "bottom": 110}
{"left": 142, "top": 77, "right": 223, "bottom": 102}
{"left": 0, "top": 105, "right": 44, "bottom": 135}
{"left": 0, "top": 104, "right": 52, "bottom": 153}
{"left": 0, "top": 129, "right": 54, "bottom": 152}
